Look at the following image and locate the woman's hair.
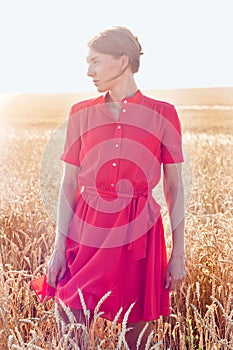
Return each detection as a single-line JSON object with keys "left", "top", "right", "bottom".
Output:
{"left": 87, "top": 26, "right": 143, "bottom": 73}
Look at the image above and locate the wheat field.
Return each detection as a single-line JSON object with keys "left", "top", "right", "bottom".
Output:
{"left": 0, "top": 104, "right": 232, "bottom": 349}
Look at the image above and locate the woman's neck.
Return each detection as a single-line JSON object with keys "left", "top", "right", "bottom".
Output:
{"left": 107, "top": 79, "right": 138, "bottom": 103}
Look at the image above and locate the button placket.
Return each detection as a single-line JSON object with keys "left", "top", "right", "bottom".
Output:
{"left": 115, "top": 125, "right": 123, "bottom": 150}
{"left": 110, "top": 124, "right": 123, "bottom": 189}
{"left": 122, "top": 99, "right": 127, "bottom": 114}
{"left": 109, "top": 159, "right": 117, "bottom": 187}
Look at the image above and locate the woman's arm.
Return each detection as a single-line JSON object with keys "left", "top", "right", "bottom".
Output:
{"left": 55, "top": 163, "right": 80, "bottom": 250}
{"left": 162, "top": 163, "right": 186, "bottom": 290}
{"left": 47, "top": 163, "right": 80, "bottom": 288}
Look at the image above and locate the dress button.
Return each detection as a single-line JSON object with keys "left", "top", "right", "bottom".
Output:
{"left": 122, "top": 109, "right": 126, "bottom": 113}
{"left": 117, "top": 125, "right": 121, "bottom": 130}
{"left": 123, "top": 100, "right": 127, "bottom": 104}
{"left": 112, "top": 162, "right": 117, "bottom": 167}
{"left": 115, "top": 143, "right": 119, "bottom": 148}
{"left": 111, "top": 183, "right": 115, "bottom": 187}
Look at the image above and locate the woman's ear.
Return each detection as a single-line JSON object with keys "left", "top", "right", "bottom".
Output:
{"left": 119, "top": 55, "right": 129, "bottom": 70}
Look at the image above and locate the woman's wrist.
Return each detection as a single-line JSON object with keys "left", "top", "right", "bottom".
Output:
{"left": 54, "top": 234, "right": 67, "bottom": 252}
{"left": 171, "top": 249, "right": 185, "bottom": 259}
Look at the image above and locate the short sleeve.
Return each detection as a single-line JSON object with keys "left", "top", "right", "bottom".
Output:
{"left": 60, "top": 105, "right": 82, "bottom": 167}
{"left": 161, "top": 105, "right": 184, "bottom": 164}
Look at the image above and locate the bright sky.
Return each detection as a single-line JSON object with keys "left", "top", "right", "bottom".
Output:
{"left": 0, "top": 0, "right": 233, "bottom": 93}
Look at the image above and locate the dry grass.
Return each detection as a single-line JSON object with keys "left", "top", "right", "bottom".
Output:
{"left": 0, "top": 106, "right": 232, "bottom": 349}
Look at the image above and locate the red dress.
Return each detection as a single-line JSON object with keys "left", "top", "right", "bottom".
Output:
{"left": 40, "top": 90, "right": 184, "bottom": 322}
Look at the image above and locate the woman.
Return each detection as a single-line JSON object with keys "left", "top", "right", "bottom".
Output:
{"left": 46, "top": 26, "right": 186, "bottom": 349}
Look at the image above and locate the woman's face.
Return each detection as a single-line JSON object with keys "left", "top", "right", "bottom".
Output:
{"left": 86, "top": 48, "right": 125, "bottom": 92}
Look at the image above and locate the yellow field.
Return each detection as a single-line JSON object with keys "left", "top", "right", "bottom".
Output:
{"left": 0, "top": 104, "right": 232, "bottom": 349}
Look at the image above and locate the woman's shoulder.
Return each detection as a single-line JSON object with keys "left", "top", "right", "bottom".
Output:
{"left": 141, "top": 93, "right": 175, "bottom": 112}
{"left": 69, "top": 95, "right": 104, "bottom": 115}
{"left": 140, "top": 93, "right": 181, "bottom": 128}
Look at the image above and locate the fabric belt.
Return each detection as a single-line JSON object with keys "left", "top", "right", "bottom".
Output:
{"left": 84, "top": 186, "right": 152, "bottom": 199}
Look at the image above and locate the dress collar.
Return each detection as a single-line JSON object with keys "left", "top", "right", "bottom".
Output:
{"left": 104, "top": 89, "right": 143, "bottom": 104}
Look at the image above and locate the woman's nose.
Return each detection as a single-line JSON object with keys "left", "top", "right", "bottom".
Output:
{"left": 87, "top": 65, "right": 95, "bottom": 77}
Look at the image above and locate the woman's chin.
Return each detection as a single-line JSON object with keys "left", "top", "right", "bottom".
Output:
{"left": 96, "top": 84, "right": 108, "bottom": 93}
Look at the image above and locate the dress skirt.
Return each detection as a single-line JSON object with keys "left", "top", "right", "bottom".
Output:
{"left": 55, "top": 188, "right": 170, "bottom": 323}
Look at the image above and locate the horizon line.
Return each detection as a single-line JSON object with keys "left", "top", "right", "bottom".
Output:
{"left": 0, "top": 85, "right": 233, "bottom": 96}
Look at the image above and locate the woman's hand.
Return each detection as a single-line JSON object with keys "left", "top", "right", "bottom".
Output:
{"left": 47, "top": 249, "right": 67, "bottom": 289}
{"left": 165, "top": 254, "right": 186, "bottom": 291}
